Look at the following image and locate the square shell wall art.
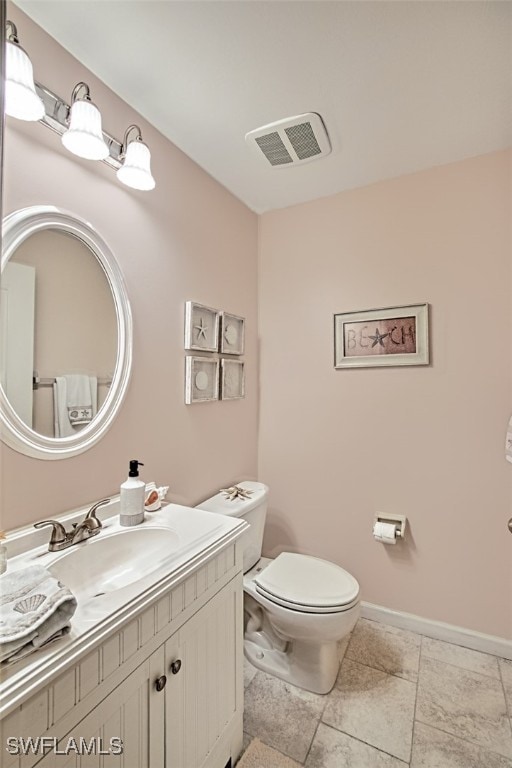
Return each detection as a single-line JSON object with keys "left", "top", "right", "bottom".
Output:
{"left": 185, "top": 356, "right": 219, "bottom": 404}
{"left": 184, "top": 301, "right": 220, "bottom": 352}
{"left": 220, "top": 312, "right": 245, "bottom": 355}
{"left": 220, "top": 359, "right": 245, "bottom": 400}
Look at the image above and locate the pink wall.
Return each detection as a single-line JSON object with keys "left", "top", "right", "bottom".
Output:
{"left": 258, "top": 151, "right": 512, "bottom": 640}
{"left": 1, "top": 7, "right": 258, "bottom": 529}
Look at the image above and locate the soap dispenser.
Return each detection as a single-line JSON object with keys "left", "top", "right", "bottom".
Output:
{"left": 120, "top": 460, "right": 145, "bottom": 527}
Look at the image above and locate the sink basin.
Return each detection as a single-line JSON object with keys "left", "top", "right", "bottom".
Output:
{"left": 48, "top": 527, "right": 180, "bottom": 600}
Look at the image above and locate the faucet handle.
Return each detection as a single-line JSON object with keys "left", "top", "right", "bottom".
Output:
{"left": 84, "top": 498, "right": 111, "bottom": 528}
{"left": 34, "top": 520, "right": 68, "bottom": 545}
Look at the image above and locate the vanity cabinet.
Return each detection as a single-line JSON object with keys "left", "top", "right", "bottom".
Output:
{"left": 1, "top": 543, "right": 244, "bottom": 768}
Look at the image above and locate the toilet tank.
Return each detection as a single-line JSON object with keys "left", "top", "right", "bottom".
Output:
{"left": 195, "top": 481, "right": 268, "bottom": 573}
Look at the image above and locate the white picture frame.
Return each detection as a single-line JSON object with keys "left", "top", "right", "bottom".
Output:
{"left": 184, "top": 301, "right": 220, "bottom": 352}
{"left": 334, "top": 303, "right": 429, "bottom": 368}
{"left": 220, "top": 312, "right": 245, "bottom": 355}
{"left": 185, "top": 356, "right": 219, "bottom": 404}
{"left": 220, "top": 359, "right": 245, "bottom": 400}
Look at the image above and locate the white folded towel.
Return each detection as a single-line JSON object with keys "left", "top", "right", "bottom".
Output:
{"left": 506, "top": 416, "right": 512, "bottom": 464}
{"left": 53, "top": 375, "right": 98, "bottom": 437}
{"left": 0, "top": 565, "right": 77, "bottom": 663}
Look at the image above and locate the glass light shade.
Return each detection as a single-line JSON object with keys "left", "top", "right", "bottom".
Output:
{"left": 61, "top": 99, "right": 109, "bottom": 160}
{"left": 117, "top": 140, "right": 156, "bottom": 190}
{"left": 5, "top": 41, "right": 45, "bottom": 121}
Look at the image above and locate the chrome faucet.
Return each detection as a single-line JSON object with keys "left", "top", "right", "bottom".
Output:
{"left": 34, "top": 499, "right": 111, "bottom": 552}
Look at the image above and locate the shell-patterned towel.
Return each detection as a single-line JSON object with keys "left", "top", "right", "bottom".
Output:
{"left": 0, "top": 564, "right": 77, "bottom": 663}
{"left": 506, "top": 416, "right": 512, "bottom": 464}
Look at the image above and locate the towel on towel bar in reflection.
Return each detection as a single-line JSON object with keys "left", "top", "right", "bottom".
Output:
{"left": 0, "top": 565, "right": 77, "bottom": 663}
{"left": 53, "top": 374, "right": 98, "bottom": 437}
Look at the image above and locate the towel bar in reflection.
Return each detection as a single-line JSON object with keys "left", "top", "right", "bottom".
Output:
{"left": 32, "top": 373, "right": 112, "bottom": 390}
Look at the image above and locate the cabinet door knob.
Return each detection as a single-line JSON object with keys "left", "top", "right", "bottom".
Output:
{"left": 170, "top": 659, "right": 182, "bottom": 675}
{"left": 155, "top": 675, "right": 167, "bottom": 692}
{"left": 508, "top": 517, "right": 512, "bottom": 534}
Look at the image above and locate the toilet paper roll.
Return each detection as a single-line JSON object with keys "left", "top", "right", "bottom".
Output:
{"left": 373, "top": 521, "right": 398, "bottom": 545}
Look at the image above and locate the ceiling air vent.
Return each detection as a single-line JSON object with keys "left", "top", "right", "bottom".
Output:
{"left": 246, "top": 113, "right": 331, "bottom": 168}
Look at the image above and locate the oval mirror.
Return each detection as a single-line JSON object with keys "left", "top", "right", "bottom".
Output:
{"left": 0, "top": 206, "right": 132, "bottom": 459}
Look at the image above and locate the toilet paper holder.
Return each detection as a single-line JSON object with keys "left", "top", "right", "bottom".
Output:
{"left": 373, "top": 513, "right": 407, "bottom": 540}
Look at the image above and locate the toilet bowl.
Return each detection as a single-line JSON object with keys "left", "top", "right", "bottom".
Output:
{"left": 195, "top": 481, "right": 360, "bottom": 694}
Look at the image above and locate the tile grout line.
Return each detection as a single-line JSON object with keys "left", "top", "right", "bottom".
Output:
{"left": 408, "top": 634, "right": 424, "bottom": 767}
{"left": 413, "top": 714, "right": 512, "bottom": 762}
{"left": 296, "top": 638, "right": 354, "bottom": 765}
{"left": 262, "top": 740, "right": 305, "bottom": 765}
{"left": 342, "top": 654, "right": 419, "bottom": 685}
{"left": 301, "top": 671, "right": 333, "bottom": 765}
{"left": 419, "top": 652, "right": 503, "bottom": 680}
{"left": 301, "top": 641, "right": 352, "bottom": 766}
{"left": 497, "top": 660, "right": 512, "bottom": 737}
{"left": 316, "top": 721, "right": 410, "bottom": 766}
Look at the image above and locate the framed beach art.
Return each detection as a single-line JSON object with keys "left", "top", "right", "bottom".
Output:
{"left": 334, "top": 303, "right": 429, "bottom": 368}
{"left": 184, "top": 301, "right": 220, "bottom": 352}
{"left": 220, "top": 312, "right": 245, "bottom": 355}
{"left": 185, "top": 356, "right": 219, "bottom": 403}
{"left": 220, "top": 359, "right": 245, "bottom": 400}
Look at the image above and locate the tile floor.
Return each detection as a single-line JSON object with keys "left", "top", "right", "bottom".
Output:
{"left": 239, "top": 618, "right": 512, "bottom": 767}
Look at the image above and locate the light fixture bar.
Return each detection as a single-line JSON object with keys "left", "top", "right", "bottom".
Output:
{"left": 34, "top": 82, "right": 123, "bottom": 169}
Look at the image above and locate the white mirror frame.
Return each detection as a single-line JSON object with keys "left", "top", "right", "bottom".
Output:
{"left": 1, "top": 205, "right": 133, "bottom": 459}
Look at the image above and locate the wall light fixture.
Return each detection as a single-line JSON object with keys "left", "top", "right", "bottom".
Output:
{"left": 5, "top": 20, "right": 44, "bottom": 121}
{"left": 117, "top": 125, "right": 155, "bottom": 191}
{"left": 4, "top": 20, "right": 156, "bottom": 191}
{"left": 61, "top": 82, "right": 109, "bottom": 161}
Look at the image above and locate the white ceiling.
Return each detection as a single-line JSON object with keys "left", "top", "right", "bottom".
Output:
{"left": 15, "top": 1, "right": 512, "bottom": 213}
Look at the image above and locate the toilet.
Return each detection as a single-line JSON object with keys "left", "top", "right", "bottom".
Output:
{"left": 196, "top": 481, "right": 360, "bottom": 694}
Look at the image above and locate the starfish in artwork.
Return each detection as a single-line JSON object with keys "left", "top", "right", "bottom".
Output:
{"left": 194, "top": 318, "right": 208, "bottom": 340}
{"left": 368, "top": 328, "right": 389, "bottom": 347}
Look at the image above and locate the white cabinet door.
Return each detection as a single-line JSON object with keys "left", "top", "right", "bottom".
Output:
{"left": 34, "top": 646, "right": 166, "bottom": 768}
{"left": 165, "top": 579, "right": 242, "bottom": 768}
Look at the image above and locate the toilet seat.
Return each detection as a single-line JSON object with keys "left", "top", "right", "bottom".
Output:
{"left": 253, "top": 552, "right": 359, "bottom": 615}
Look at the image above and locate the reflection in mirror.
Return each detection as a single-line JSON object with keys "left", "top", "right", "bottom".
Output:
{"left": 2, "top": 229, "right": 117, "bottom": 437}
{"left": 1, "top": 206, "right": 132, "bottom": 460}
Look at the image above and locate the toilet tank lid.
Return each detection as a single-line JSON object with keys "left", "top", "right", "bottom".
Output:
{"left": 195, "top": 481, "right": 268, "bottom": 518}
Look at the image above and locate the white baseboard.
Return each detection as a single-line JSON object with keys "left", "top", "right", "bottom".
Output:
{"left": 361, "top": 601, "right": 512, "bottom": 660}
